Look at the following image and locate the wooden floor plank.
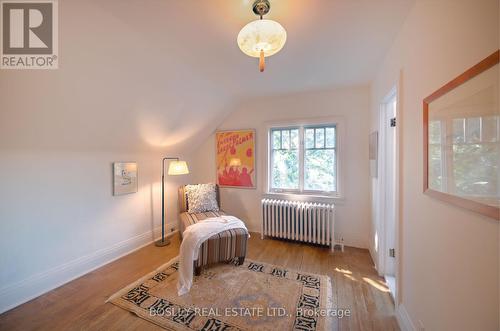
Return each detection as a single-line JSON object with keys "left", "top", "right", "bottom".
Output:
{"left": 0, "top": 233, "right": 398, "bottom": 331}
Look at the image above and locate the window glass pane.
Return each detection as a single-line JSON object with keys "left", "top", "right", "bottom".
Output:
{"left": 305, "top": 129, "right": 314, "bottom": 149}
{"left": 466, "top": 117, "right": 481, "bottom": 143}
{"left": 325, "top": 127, "right": 336, "bottom": 148}
{"left": 315, "top": 128, "right": 325, "bottom": 148}
{"left": 429, "top": 120, "right": 444, "bottom": 191}
{"left": 272, "top": 150, "right": 299, "bottom": 189}
{"left": 452, "top": 143, "right": 499, "bottom": 196}
{"left": 482, "top": 116, "right": 499, "bottom": 142}
{"left": 272, "top": 130, "right": 281, "bottom": 150}
{"left": 282, "top": 130, "right": 290, "bottom": 149}
{"left": 304, "top": 149, "right": 336, "bottom": 191}
{"left": 428, "top": 144, "right": 443, "bottom": 191}
{"left": 452, "top": 118, "right": 465, "bottom": 144}
{"left": 290, "top": 129, "right": 299, "bottom": 149}
{"left": 428, "top": 120, "right": 442, "bottom": 144}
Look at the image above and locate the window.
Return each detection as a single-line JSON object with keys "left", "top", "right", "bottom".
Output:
{"left": 269, "top": 124, "right": 339, "bottom": 196}
{"left": 430, "top": 115, "right": 500, "bottom": 198}
{"left": 428, "top": 120, "right": 445, "bottom": 191}
{"left": 452, "top": 116, "right": 499, "bottom": 197}
{"left": 271, "top": 128, "right": 300, "bottom": 190}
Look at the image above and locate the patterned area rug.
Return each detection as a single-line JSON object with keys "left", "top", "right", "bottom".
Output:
{"left": 107, "top": 257, "right": 333, "bottom": 330}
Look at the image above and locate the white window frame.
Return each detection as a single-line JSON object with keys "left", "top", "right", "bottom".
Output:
{"left": 265, "top": 116, "right": 344, "bottom": 199}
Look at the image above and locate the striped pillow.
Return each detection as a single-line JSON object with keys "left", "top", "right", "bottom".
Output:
{"left": 185, "top": 183, "right": 219, "bottom": 213}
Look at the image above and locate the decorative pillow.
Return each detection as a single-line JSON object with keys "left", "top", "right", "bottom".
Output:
{"left": 185, "top": 183, "right": 219, "bottom": 214}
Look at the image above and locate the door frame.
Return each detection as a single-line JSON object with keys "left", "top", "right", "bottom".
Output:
{"left": 377, "top": 81, "right": 402, "bottom": 305}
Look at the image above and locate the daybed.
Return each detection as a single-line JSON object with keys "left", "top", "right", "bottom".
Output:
{"left": 178, "top": 184, "right": 248, "bottom": 275}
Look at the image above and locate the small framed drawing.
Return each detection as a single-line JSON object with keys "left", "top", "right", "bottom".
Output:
{"left": 113, "top": 162, "right": 138, "bottom": 195}
{"left": 369, "top": 131, "right": 378, "bottom": 178}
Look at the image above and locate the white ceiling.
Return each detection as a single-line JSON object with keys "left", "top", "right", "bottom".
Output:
{"left": 0, "top": 0, "right": 415, "bottom": 152}
{"left": 97, "top": 0, "right": 415, "bottom": 97}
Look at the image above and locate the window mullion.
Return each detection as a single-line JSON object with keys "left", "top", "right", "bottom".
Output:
{"left": 299, "top": 126, "right": 305, "bottom": 193}
{"left": 322, "top": 128, "right": 326, "bottom": 148}
{"left": 269, "top": 130, "right": 274, "bottom": 191}
{"left": 313, "top": 128, "right": 316, "bottom": 149}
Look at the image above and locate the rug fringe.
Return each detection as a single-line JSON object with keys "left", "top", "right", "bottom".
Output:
{"left": 325, "top": 275, "right": 334, "bottom": 331}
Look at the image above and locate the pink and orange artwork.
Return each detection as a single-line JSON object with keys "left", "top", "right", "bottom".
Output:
{"left": 216, "top": 130, "right": 256, "bottom": 188}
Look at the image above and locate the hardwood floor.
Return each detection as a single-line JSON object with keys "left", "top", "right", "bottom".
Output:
{"left": 0, "top": 233, "right": 399, "bottom": 331}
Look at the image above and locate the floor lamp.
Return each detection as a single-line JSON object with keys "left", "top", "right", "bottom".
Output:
{"left": 155, "top": 157, "right": 189, "bottom": 247}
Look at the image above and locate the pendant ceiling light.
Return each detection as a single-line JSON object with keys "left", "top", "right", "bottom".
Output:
{"left": 237, "top": 0, "right": 286, "bottom": 72}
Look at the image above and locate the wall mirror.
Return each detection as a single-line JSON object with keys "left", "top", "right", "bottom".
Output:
{"left": 424, "top": 50, "right": 499, "bottom": 220}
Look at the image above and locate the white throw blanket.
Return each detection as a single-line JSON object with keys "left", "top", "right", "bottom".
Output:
{"left": 177, "top": 215, "right": 249, "bottom": 296}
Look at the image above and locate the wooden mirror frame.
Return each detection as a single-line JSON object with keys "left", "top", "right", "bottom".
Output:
{"left": 423, "top": 50, "right": 500, "bottom": 220}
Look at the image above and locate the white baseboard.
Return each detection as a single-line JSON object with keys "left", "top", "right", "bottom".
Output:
{"left": 333, "top": 239, "right": 367, "bottom": 250}
{"left": 396, "top": 304, "right": 416, "bottom": 331}
{"left": 0, "top": 226, "right": 178, "bottom": 314}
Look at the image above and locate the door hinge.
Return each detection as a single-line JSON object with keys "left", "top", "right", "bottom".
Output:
{"left": 389, "top": 248, "right": 396, "bottom": 258}
{"left": 390, "top": 118, "right": 396, "bottom": 127}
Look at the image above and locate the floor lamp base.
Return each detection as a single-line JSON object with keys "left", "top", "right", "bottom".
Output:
{"left": 155, "top": 238, "right": 171, "bottom": 247}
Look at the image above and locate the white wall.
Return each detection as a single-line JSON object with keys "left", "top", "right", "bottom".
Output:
{"left": 0, "top": 0, "right": 231, "bottom": 313}
{"left": 0, "top": 151, "right": 190, "bottom": 311}
{"left": 190, "top": 86, "right": 371, "bottom": 248}
{"left": 370, "top": 1, "right": 499, "bottom": 330}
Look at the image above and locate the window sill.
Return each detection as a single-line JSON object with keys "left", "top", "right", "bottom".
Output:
{"left": 263, "top": 192, "right": 344, "bottom": 205}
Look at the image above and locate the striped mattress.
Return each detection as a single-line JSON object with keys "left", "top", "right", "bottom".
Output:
{"left": 179, "top": 210, "right": 248, "bottom": 268}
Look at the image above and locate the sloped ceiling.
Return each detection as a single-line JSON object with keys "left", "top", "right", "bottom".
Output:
{"left": 97, "top": 0, "right": 415, "bottom": 96}
{"left": 0, "top": 0, "right": 414, "bottom": 153}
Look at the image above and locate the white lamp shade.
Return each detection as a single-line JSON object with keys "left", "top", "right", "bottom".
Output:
{"left": 237, "top": 19, "right": 287, "bottom": 58}
{"left": 229, "top": 158, "right": 242, "bottom": 167}
{"left": 168, "top": 160, "right": 189, "bottom": 175}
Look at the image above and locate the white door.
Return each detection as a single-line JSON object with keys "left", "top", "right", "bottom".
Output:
{"left": 384, "top": 96, "right": 397, "bottom": 277}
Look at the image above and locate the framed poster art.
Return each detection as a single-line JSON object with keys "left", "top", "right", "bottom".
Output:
{"left": 423, "top": 50, "right": 499, "bottom": 220}
{"left": 216, "top": 129, "right": 256, "bottom": 188}
{"left": 113, "top": 162, "right": 138, "bottom": 195}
